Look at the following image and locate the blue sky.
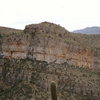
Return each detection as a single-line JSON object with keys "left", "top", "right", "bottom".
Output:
{"left": 0, "top": 0, "right": 100, "bottom": 31}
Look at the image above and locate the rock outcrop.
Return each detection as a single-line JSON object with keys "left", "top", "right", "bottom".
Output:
{"left": 2, "top": 22, "right": 99, "bottom": 68}
{"left": 2, "top": 34, "right": 31, "bottom": 59}
{"left": 1, "top": 22, "right": 99, "bottom": 68}
{"left": 0, "top": 22, "right": 100, "bottom": 100}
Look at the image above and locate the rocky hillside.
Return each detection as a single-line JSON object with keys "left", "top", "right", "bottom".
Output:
{"left": 0, "top": 22, "right": 100, "bottom": 69}
{"left": 0, "top": 59, "right": 100, "bottom": 100}
{"left": 0, "top": 22, "right": 100, "bottom": 100}
{"left": 0, "top": 26, "right": 22, "bottom": 35}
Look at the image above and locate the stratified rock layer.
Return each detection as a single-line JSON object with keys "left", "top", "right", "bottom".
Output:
{"left": 0, "top": 22, "right": 100, "bottom": 100}
{"left": 1, "top": 22, "right": 99, "bottom": 68}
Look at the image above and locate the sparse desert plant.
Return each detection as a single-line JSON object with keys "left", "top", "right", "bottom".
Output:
{"left": 50, "top": 81, "right": 58, "bottom": 100}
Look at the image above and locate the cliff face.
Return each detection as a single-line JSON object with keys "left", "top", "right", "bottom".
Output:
{"left": 1, "top": 22, "right": 99, "bottom": 68}
{"left": 2, "top": 34, "right": 31, "bottom": 59}
{"left": 0, "top": 22, "right": 100, "bottom": 100}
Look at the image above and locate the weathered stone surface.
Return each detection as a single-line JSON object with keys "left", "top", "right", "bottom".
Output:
{"left": 0, "top": 22, "right": 100, "bottom": 69}
{"left": 0, "top": 22, "right": 100, "bottom": 100}
{"left": 2, "top": 34, "right": 31, "bottom": 59}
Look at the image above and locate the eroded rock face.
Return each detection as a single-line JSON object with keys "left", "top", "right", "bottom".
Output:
{"left": 0, "top": 22, "right": 99, "bottom": 68}
{"left": 25, "top": 22, "right": 95, "bottom": 68}
{"left": 2, "top": 34, "right": 31, "bottom": 59}
{"left": 0, "top": 22, "right": 100, "bottom": 100}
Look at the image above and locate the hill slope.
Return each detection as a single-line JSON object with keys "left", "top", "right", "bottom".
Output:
{"left": 73, "top": 26, "right": 100, "bottom": 34}
{"left": 0, "top": 59, "right": 99, "bottom": 100}
{"left": 0, "top": 26, "right": 22, "bottom": 35}
{"left": 0, "top": 22, "right": 100, "bottom": 100}
{"left": 1, "top": 22, "right": 100, "bottom": 69}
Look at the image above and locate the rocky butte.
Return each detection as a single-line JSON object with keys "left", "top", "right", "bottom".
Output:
{"left": 0, "top": 22, "right": 100, "bottom": 100}
{"left": 0, "top": 22, "right": 100, "bottom": 69}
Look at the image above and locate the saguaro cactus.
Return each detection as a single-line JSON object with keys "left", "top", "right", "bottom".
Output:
{"left": 50, "top": 81, "right": 58, "bottom": 100}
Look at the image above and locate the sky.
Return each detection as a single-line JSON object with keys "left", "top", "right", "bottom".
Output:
{"left": 0, "top": 0, "right": 100, "bottom": 31}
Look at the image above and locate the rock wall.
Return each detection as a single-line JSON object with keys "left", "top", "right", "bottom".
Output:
{"left": 0, "top": 22, "right": 99, "bottom": 68}
{"left": 25, "top": 22, "right": 95, "bottom": 68}
{"left": 0, "top": 22, "right": 100, "bottom": 100}
{"left": 2, "top": 34, "right": 31, "bottom": 59}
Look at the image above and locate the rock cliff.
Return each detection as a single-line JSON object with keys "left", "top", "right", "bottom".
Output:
{"left": 0, "top": 22, "right": 100, "bottom": 100}
{"left": 0, "top": 22, "right": 100, "bottom": 69}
